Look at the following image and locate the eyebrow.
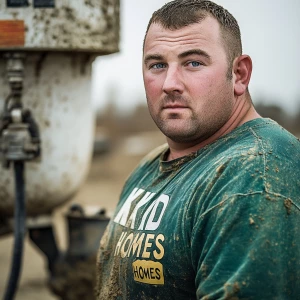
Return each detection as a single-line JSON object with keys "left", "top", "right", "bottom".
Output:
{"left": 144, "top": 49, "right": 211, "bottom": 65}
{"left": 144, "top": 54, "right": 164, "bottom": 65}
{"left": 178, "top": 49, "right": 211, "bottom": 61}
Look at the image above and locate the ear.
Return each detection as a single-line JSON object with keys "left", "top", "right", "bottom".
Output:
{"left": 233, "top": 55, "right": 252, "bottom": 96}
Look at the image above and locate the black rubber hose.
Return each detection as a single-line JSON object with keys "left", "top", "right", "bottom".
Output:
{"left": 3, "top": 162, "right": 26, "bottom": 300}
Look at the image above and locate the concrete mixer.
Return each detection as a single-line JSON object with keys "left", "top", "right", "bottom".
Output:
{"left": 0, "top": 1, "right": 120, "bottom": 299}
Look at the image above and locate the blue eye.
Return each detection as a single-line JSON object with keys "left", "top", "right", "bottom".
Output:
{"left": 151, "top": 63, "right": 166, "bottom": 69}
{"left": 189, "top": 61, "right": 201, "bottom": 67}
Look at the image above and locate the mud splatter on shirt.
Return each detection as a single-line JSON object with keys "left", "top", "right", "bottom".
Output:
{"left": 96, "top": 118, "right": 300, "bottom": 299}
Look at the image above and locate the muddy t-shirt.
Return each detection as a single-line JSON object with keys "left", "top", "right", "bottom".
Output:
{"left": 96, "top": 118, "right": 300, "bottom": 300}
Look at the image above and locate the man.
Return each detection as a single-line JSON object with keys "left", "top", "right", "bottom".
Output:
{"left": 96, "top": 1, "right": 300, "bottom": 299}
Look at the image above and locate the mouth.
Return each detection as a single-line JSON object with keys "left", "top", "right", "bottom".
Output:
{"left": 163, "top": 104, "right": 188, "bottom": 109}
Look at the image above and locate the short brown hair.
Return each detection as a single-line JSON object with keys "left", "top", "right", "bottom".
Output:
{"left": 144, "top": 0, "right": 242, "bottom": 79}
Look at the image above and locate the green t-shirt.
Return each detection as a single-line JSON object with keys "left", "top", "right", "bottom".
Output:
{"left": 96, "top": 118, "right": 300, "bottom": 300}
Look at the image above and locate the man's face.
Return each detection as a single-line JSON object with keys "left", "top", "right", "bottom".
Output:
{"left": 143, "top": 17, "right": 236, "bottom": 145}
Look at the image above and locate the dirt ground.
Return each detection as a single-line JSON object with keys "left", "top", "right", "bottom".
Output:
{"left": 0, "top": 130, "right": 165, "bottom": 300}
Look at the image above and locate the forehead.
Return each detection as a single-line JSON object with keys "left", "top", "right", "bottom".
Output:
{"left": 144, "top": 16, "right": 225, "bottom": 57}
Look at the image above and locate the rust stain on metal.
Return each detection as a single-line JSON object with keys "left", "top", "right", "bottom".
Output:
{"left": 0, "top": 20, "right": 25, "bottom": 47}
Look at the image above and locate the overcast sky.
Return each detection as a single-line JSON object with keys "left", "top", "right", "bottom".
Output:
{"left": 92, "top": 0, "right": 300, "bottom": 115}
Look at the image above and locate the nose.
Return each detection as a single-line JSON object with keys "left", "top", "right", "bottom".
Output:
{"left": 162, "top": 66, "right": 184, "bottom": 95}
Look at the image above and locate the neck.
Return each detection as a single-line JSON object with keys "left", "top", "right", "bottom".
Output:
{"left": 167, "top": 97, "right": 261, "bottom": 161}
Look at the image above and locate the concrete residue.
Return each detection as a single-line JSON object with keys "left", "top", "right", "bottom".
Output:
{"left": 0, "top": 0, "right": 120, "bottom": 53}
{"left": 284, "top": 198, "right": 292, "bottom": 215}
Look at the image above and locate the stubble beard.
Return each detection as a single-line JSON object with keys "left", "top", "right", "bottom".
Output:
{"left": 147, "top": 93, "right": 233, "bottom": 145}
{"left": 157, "top": 112, "right": 226, "bottom": 144}
{"left": 147, "top": 95, "right": 214, "bottom": 144}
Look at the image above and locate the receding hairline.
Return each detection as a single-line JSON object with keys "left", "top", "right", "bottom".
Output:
{"left": 144, "top": 12, "right": 241, "bottom": 53}
{"left": 144, "top": 13, "right": 224, "bottom": 46}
